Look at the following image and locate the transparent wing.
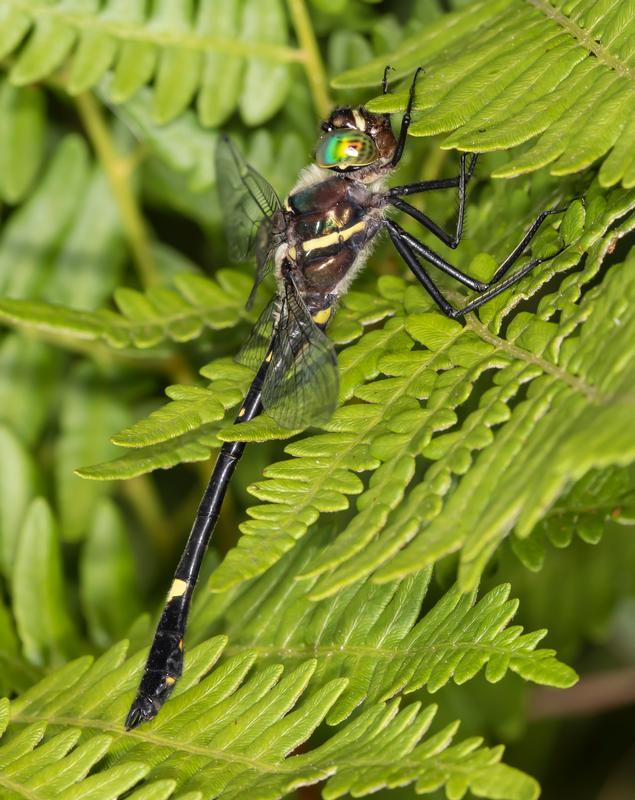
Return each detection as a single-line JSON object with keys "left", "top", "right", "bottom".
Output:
{"left": 247, "top": 219, "right": 277, "bottom": 309}
{"left": 235, "top": 297, "right": 278, "bottom": 372}
{"left": 215, "top": 134, "right": 282, "bottom": 263}
{"left": 262, "top": 279, "right": 339, "bottom": 430}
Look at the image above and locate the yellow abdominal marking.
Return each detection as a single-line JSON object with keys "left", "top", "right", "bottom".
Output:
{"left": 238, "top": 407, "right": 245, "bottom": 417}
{"left": 288, "top": 245, "right": 297, "bottom": 261}
{"left": 312, "top": 307, "right": 332, "bottom": 325}
{"left": 165, "top": 676, "right": 176, "bottom": 686}
{"left": 167, "top": 578, "right": 188, "bottom": 600}
{"left": 302, "top": 220, "right": 366, "bottom": 254}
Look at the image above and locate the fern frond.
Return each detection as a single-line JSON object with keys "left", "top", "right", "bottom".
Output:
{"left": 376, "top": 237, "right": 635, "bottom": 592}
{"left": 76, "top": 360, "right": 252, "bottom": 479}
{"left": 190, "top": 533, "right": 576, "bottom": 728}
{"left": 511, "top": 466, "right": 635, "bottom": 571}
{"left": 0, "top": 263, "right": 394, "bottom": 355}
{"left": 0, "top": 0, "right": 297, "bottom": 125}
{"left": 0, "top": 637, "right": 541, "bottom": 800}
{"left": 0, "top": 269, "right": 252, "bottom": 351}
{"left": 73, "top": 291, "right": 397, "bottom": 480}
{"left": 334, "top": 0, "right": 635, "bottom": 183}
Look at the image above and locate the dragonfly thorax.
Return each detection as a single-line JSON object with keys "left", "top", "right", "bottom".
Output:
{"left": 282, "top": 169, "right": 385, "bottom": 309}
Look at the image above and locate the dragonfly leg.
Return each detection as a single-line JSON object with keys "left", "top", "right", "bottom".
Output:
{"left": 388, "top": 153, "right": 478, "bottom": 198}
{"left": 388, "top": 153, "right": 479, "bottom": 248}
{"left": 391, "top": 67, "right": 424, "bottom": 167}
{"left": 484, "top": 205, "right": 569, "bottom": 284}
{"left": 447, "top": 249, "right": 566, "bottom": 318}
{"left": 387, "top": 220, "right": 455, "bottom": 317}
{"left": 386, "top": 202, "right": 568, "bottom": 319}
{"left": 387, "top": 220, "right": 487, "bottom": 292}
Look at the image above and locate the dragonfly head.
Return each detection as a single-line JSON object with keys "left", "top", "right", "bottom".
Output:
{"left": 315, "top": 106, "right": 396, "bottom": 180}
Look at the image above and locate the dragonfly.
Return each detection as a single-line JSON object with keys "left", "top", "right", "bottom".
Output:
{"left": 125, "top": 66, "right": 568, "bottom": 729}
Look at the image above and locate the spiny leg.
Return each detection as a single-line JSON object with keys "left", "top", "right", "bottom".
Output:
{"left": 386, "top": 204, "right": 568, "bottom": 319}
{"left": 449, "top": 249, "right": 565, "bottom": 317}
{"left": 487, "top": 206, "right": 569, "bottom": 283}
{"left": 391, "top": 204, "right": 567, "bottom": 292}
{"left": 391, "top": 66, "right": 424, "bottom": 167}
{"left": 388, "top": 153, "right": 479, "bottom": 249}
{"left": 387, "top": 220, "right": 454, "bottom": 317}
{"left": 387, "top": 220, "right": 486, "bottom": 292}
{"left": 388, "top": 153, "right": 478, "bottom": 198}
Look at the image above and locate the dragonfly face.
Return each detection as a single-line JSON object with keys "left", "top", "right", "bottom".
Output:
{"left": 315, "top": 106, "right": 397, "bottom": 180}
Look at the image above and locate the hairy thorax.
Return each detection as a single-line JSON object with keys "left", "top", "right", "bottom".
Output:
{"left": 276, "top": 168, "right": 386, "bottom": 312}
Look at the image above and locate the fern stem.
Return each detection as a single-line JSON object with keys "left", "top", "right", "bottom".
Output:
{"left": 75, "top": 92, "right": 159, "bottom": 288}
{"left": 526, "top": 0, "right": 635, "bottom": 81}
{"left": 465, "top": 315, "right": 602, "bottom": 403}
{"left": 286, "top": 0, "right": 332, "bottom": 118}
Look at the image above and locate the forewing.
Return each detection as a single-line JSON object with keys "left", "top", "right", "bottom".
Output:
{"left": 262, "top": 281, "right": 339, "bottom": 429}
{"left": 215, "top": 134, "right": 282, "bottom": 262}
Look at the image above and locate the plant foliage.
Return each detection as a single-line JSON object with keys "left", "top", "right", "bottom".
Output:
{"left": 0, "top": 637, "right": 546, "bottom": 800}
{"left": 71, "top": 183, "right": 635, "bottom": 597}
{"left": 336, "top": 0, "right": 635, "bottom": 184}
{"left": 0, "top": 0, "right": 295, "bottom": 126}
{"left": 0, "top": 496, "right": 576, "bottom": 798}
{"left": 0, "top": 0, "right": 634, "bottom": 798}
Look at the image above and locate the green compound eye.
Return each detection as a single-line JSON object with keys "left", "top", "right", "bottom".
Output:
{"left": 316, "top": 130, "right": 378, "bottom": 169}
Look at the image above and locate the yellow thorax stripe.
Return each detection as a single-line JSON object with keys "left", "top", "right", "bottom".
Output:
{"left": 301, "top": 220, "right": 366, "bottom": 254}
